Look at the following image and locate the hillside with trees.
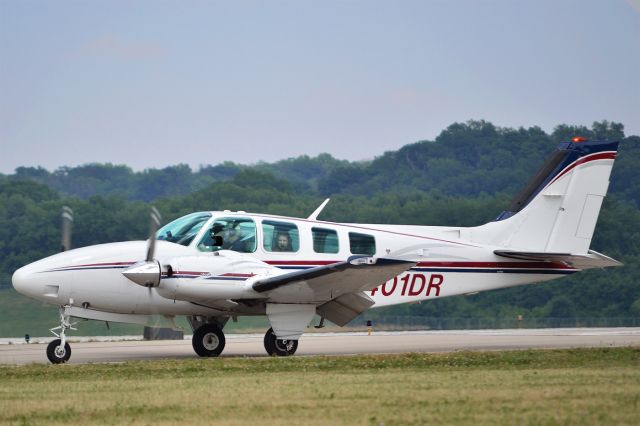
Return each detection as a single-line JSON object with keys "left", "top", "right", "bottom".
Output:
{"left": 1, "top": 120, "right": 638, "bottom": 335}
{"left": 4, "top": 120, "right": 636, "bottom": 204}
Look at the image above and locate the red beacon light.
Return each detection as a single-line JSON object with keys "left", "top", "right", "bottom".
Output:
{"left": 572, "top": 136, "right": 588, "bottom": 143}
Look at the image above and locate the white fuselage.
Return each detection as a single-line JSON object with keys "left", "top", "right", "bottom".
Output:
{"left": 12, "top": 211, "right": 576, "bottom": 319}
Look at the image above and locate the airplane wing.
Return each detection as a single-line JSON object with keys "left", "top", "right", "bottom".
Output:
{"left": 252, "top": 256, "right": 415, "bottom": 297}
{"left": 494, "top": 249, "right": 622, "bottom": 269}
{"left": 251, "top": 256, "right": 415, "bottom": 325}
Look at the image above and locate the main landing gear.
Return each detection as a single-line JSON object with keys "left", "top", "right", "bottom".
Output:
{"left": 190, "top": 324, "right": 299, "bottom": 357}
{"left": 190, "top": 325, "right": 298, "bottom": 357}
{"left": 192, "top": 323, "right": 226, "bottom": 357}
{"left": 263, "top": 327, "right": 298, "bottom": 356}
{"left": 47, "top": 307, "right": 77, "bottom": 364}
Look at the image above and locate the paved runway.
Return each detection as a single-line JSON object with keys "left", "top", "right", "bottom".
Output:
{"left": 1, "top": 328, "right": 639, "bottom": 365}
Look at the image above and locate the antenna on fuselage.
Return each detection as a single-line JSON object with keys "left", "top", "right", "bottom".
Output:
{"left": 61, "top": 206, "right": 74, "bottom": 252}
{"left": 307, "top": 198, "right": 330, "bottom": 221}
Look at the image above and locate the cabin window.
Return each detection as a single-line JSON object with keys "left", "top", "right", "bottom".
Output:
{"left": 197, "top": 217, "right": 256, "bottom": 253}
{"left": 262, "top": 220, "right": 299, "bottom": 252}
{"left": 156, "top": 212, "right": 212, "bottom": 247}
{"left": 349, "top": 232, "right": 376, "bottom": 255}
{"left": 312, "top": 227, "right": 339, "bottom": 253}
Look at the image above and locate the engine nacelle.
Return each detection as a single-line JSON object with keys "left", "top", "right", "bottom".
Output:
{"left": 156, "top": 251, "right": 274, "bottom": 302}
{"left": 157, "top": 278, "right": 257, "bottom": 301}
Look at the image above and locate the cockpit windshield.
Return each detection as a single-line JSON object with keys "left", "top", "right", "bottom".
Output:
{"left": 197, "top": 217, "right": 256, "bottom": 253}
{"left": 156, "top": 212, "right": 212, "bottom": 246}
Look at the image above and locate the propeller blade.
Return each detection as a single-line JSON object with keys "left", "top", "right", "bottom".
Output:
{"left": 146, "top": 207, "right": 161, "bottom": 262}
{"left": 61, "top": 206, "right": 74, "bottom": 252}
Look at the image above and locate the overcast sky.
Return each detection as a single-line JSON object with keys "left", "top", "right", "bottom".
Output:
{"left": 1, "top": 0, "right": 639, "bottom": 173}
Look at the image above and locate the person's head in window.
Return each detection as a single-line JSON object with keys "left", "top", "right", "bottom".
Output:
{"left": 224, "top": 224, "right": 240, "bottom": 243}
{"left": 211, "top": 223, "right": 224, "bottom": 235}
{"left": 274, "top": 232, "right": 292, "bottom": 252}
{"left": 220, "top": 222, "right": 246, "bottom": 252}
{"left": 208, "top": 223, "right": 225, "bottom": 246}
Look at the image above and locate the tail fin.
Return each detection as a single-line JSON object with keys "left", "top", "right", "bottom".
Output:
{"left": 471, "top": 138, "right": 619, "bottom": 254}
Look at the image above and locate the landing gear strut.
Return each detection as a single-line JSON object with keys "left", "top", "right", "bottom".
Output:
{"left": 264, "top": 327, "right": 298, "bottom": 356}
{"left": 192, "top": 323, "right": 226, "bottom": 357}
{"left": 47, "top": 307, "right": 76, "bottom": 364}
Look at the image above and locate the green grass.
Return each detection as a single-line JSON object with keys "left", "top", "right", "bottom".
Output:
{"left": 1, "top": 348, "right": 639, "bottom": 425}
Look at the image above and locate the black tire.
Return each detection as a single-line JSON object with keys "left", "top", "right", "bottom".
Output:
{"left": 192, "top": 324, "right": 226, "bottom": 357}
{"left": 46, "top": 339, "right": 71, "bottom": 364}
{"left": 263, "top": 327, "right": 298, "bottom": 356}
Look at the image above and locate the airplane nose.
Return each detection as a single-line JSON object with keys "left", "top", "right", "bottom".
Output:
{"left": 12, "top": 266, "right": 33, "bottom": 296}
{"left": 12, "top": 258, "right": 72, "bottom": 304}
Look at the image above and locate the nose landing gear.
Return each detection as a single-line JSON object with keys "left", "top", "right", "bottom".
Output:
{"left": 47, "top": 339, "right": 71, "bottom": 364}
{"left": 47, "top": 307, "right": 77, "bottom": 364}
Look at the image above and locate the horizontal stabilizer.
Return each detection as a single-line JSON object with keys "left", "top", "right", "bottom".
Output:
{"left": 494, "top": 249, "right": 622, "bottom": 270}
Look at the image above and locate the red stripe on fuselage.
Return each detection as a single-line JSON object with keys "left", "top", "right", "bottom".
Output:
{"left": 264, "top": 259, "right": 574, "bottom": 270}
{"left": 221, "top": 273, "right": 255, "bottom": 277}
{"left": 57, "top": 261, "right": 136, "bottom": 269}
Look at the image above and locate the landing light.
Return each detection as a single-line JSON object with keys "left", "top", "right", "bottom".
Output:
{"left": 572, "top": 136, "right": 587, "bottom": 143}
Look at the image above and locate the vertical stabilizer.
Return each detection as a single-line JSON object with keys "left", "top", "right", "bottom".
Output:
{"left": 471, "top": 139, "right": 619, "bottom": 254}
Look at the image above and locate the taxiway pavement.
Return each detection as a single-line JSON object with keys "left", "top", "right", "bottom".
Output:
{"left": 1, "top": 328, "right": 639, "bottom": 365}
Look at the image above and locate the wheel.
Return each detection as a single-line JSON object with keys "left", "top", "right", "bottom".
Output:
{"left": 46, "top": 339, "right": 71, "bottom": 364}
{"left": 192, "top": 324, "right": 226, "bottom": 357}
{"left": 264, "top": 327, "right": 298, "bottom": 356}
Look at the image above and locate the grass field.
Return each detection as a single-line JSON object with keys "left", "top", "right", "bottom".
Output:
{"left": 1, "top": 348, "right": 639, "bottom": 425}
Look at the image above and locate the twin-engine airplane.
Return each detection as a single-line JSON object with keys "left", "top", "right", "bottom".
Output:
{"left": 12, "top": 138, "right": 621, "bottom": 363}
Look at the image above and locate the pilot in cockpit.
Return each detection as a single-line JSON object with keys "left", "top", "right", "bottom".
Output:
{"left": 197, "top": 222, "right": 225, "bottom": 252}
{"left": 198, "top": 219, "right": 256, "bottom": 253}
{"left": 222, "top": 221, "right": 258, "bottom": 253}
{"left": 221, "top": 223, "right": 244, "bottom": 251}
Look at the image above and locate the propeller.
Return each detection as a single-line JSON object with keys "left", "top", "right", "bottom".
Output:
{"left": 60, "top": 206, "right": 74, "bottom": 252}
{"left": 123, "top": 208, "right": 175, "bottom": 333}
{"left": 122, "top": 207, "right": 163, "bottom": 288}
{"left": 146, "top": 207, "right": 161, "bottom": 261}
